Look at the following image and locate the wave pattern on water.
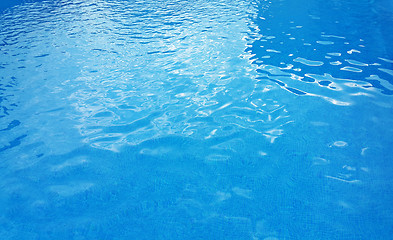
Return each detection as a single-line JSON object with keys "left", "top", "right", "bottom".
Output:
{"left": 246, "top": 0, "right": 393, "bottom": 102}
{"left": 0, "top": 0, "right": 295, "bottom": 152}
{"left": 1, "top": 0, "right": 393, "bottom": 239}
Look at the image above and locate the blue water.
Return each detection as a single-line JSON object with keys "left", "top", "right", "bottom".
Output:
{"left": 1, "top": 0, "right": 393, "bottom": 239}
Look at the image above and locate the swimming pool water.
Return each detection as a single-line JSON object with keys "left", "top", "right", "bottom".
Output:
{"left": 1, "top": 0, "right": 393, "bottom": 239}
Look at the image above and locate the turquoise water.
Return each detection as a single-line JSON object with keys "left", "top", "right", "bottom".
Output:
{"left": 1, "top": 0, "right": 393, "bottom": 239}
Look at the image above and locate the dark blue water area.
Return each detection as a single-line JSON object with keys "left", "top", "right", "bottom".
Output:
{"left": 1, "top": 0, "right": 393, "bottom": 239}
{"left": 0, "top": 0, "right": 40, "bottom": 12}
{"left": 0, "top": 1, "right": 23, "bottom": 11}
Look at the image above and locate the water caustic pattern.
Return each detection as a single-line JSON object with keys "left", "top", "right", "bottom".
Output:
{"left": 0, "top": 0, "right": 393, "bottom": 239}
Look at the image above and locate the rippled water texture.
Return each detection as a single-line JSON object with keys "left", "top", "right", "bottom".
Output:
{"left": 1, "top": 0, "right": 393, "bottom": 239}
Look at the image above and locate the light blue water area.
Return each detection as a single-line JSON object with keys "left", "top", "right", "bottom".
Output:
{"left": 1, "top": 0, "right": 393, "bottom": 239}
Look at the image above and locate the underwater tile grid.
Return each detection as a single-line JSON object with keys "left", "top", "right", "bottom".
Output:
{"left": 1, "top": 0, "right": 393, "bottom": 239}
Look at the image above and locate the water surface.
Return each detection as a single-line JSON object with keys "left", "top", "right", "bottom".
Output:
{"left": 1, "top": 0, "right": 393, "bottom": 239}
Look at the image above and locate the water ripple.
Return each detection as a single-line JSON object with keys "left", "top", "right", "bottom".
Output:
{"left": 1, "top": 0, "right": 291, "bottom": 151}
{"left": 1, "top": 0, "right": 393, "bottom": 238}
